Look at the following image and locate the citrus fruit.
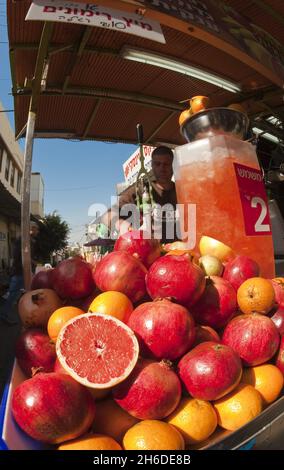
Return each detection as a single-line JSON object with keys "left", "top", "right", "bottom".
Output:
{"left": 58, "top": 433, "right": 122, "bottom": 450}
{"left": 199, "top": 236, "right": 235, "bottom": 262}
{"left": 167, "top": 397, "right": 217, "bottom": 445}
{"left": 213, "top": 384, "right": 262, "bottom": 431}
{"left": 88, "top": 291, "right": 133, "bottom": 323}
{"left": 237, "top": 277, "right": 275, "bottom": 315}
{"left": 241, "top": 364, "right": 283, "bottom": 406}
{"left": 56, "top": 313, "right": 139, "bottom": 389}
{"left": 47, "top": 306, "right": 84, "bottom": 342}
{"left": 92, "top": 399, "right": 138, "bottom": 443}
{"left": 123, "top": 420, "right": 185, "bottom": 450}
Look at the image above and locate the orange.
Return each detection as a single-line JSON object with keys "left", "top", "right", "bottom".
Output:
{"left": 167, "top": 398, "right": 217, "bottom": 445}
{"left": 47, "top": 306, "right": 84, "bottom": 342}
{"left": 241, "top": 364, "right": 283, "bottom": 406}
{"left": 165, "top": 249, "right": 194, "bottom": 257}
{"left": 237, "top": 277, "right": 275, "bottom": 315}
{"left": 92, "top": 399, "right": 138, "bottom": 444}
{"left": 58, "top": 433, "right": 122, "bottom": 450}
{"left": 88, "top": 291, "right": 133, "bottom": 323}
{"left": 213, "top": 384, "right": 262, "bottom": 431}
{"left": 199, "top": 236, "right": 235, "bottom": 262}
{"left": 123, "top": 420, "right": 185, "bottom": 450}
{"left": 190, "top": 95, "right": 210, "bottom": 114}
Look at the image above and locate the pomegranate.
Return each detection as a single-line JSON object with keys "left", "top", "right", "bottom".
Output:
{"left": 31, "top": 269, "right": 54, "bottom": 290}
{"left": 54, "top": 357, "right": 67, "bottom": 374}
{"left": 190, "top": 276, "right": 237, "bottom": 330}
{"left": 52, "top": 257, "right": 95, "bottom": 300}
{"left": 223, "top": 255, "right": 260, "bottom": 291}
{"left": 94, "top": 251, "right": 147, "bottom": 303}
{"left": 222, "top": 313, "right": 280, "bottom": 366}
{"left": 146, "top": 255, "right": 205, "bottom": 307}
{"left": 178, "top": 342, "right": 242, "bottom": 401}
{"left": 270, "top": 278, "right": 284, "bottom": 307}
{"left": 128, "top": 299, "right": 195, "bottom": 360}
{"left": 193, "top": 325, "right": 220, "bottom": 347}
{"left": 271, "top": 307, "right": 284, "bottom": 335}
{"left": 12, "top": 373, "right": 95, "bottom": 444}
{"left": 276, "top": 335, "right": 284, "bottom": 375}
{"left": 18, "top": 289, "right": 63, "bottom": 328}
{"left": 113, "top": 358, "right": 181, "bottom": 420}
{"left": 69, "top": 288, "right": 100, "bottom": 312}
{"left": 114, "top": 230, "right": 161, "bottom": 268}
{"left": 15, "top": 329, "right": 56, "bottom": 377}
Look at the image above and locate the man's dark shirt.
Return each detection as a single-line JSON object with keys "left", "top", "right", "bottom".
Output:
{"left": 119, "top": 180, "right": 178, "bottom": 243}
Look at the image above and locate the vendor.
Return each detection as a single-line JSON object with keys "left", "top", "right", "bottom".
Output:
{"left": 117, "top": 146, "right": 179, "bottom": 243}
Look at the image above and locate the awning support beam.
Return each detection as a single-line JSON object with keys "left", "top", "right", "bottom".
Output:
{"left": 82, "top": 99, "right": 102, "bottom": 139}
{"left": 62, "top": 26, "right": 93, "bottom": 94}
{"left": 21, "top": 22, "right": 53, "bottom": 290}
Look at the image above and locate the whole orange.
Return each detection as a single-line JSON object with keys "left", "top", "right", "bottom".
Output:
{"left": 58, "top": 433, "right": 122, "bottom": 450}
{"left": 237, "top": 277, "right": 275, "bottom": 315}
{"left": 92, "top": 399, "right": 138, "bottom": 444}
{"left": 241, "top": 364, "right": 283, "bottom": 406}
{"left": 123, "top": 420, "right": 185, "bottom": 450}
{"left": 88, "top": 291, "right": 133, "bottom": 323}
{"left": 167, "top": 397, "right": 217, "bottom": 445}
{"left": 213, "top": 384, "right": 262, "bottom": 431}
{"left": 190, "top": 96, "right": 210, "bottom": 114}
{"left": 47, "top": 306, "right": 84, "bottom": 342}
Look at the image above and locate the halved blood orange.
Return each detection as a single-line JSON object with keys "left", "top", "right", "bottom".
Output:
{"left": 56, "top": 313, "right": 139, "bottom": 389}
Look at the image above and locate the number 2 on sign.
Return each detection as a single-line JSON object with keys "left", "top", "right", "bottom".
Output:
{"left": 251, "top": 197, "right": 270, "bottom": 232}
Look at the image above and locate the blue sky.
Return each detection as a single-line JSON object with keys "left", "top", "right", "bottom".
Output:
{"left": 0, "top": 4, "right": 136, "bottom": 244}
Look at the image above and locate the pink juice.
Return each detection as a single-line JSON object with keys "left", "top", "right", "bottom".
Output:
{"left": 174, "top": 135, "right": 275, "bottom": 279}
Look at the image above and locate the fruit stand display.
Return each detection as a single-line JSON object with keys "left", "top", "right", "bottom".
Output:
{"left": 1, "top": 235, "right": 284, "bottom": 450}
{"left": 2, "top": 0, "right": 284, "bottom": 451}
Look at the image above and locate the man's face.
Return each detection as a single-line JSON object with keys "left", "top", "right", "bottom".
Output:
{"left": 30, "top": 225, "right": 39, "bottom": 237}
{"left": 151, "top": 154, "right": 173, "bottom": 184}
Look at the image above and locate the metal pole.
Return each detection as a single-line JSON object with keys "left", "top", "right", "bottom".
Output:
{"left": 21, "top": 111, "right": 36, "bottom": 290}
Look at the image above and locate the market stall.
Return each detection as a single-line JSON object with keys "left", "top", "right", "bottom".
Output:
{"left": 1, "top": 0, "right": 284, "bottom": 451}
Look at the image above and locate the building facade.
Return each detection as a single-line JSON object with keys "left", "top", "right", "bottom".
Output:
{"left": 0, "top": 102, "right": 44, "bottom": 283}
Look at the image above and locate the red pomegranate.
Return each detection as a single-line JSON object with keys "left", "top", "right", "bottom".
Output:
{"left": 270, "top": 278, "right": 284, "bottom": 308}
{"left": 12, "top": 373, "right": 95, "bottom": 444}
{"left": 178, "top": 342, "right": 242, "bottom": 401}
{"left": 18, "top": 289, "right": 63, "bottom": 328}
{"left": 52, "top": 257, "right": 95, "bottom": 300}
{"left": 271, "top": 307, "right": 284, "bottom": 335}
{"left": 222, "top": 313, "right": 280, "bottom": 366}
{"left": 276, "top": 335, "right": 284, "bottom": 375}
{"left": 128, "top": 299, "right": 196, "bottom": 360}
{"left": 223, "top": 255, "right": 260, "bottom": 291}
{"left": 31, "top": 269, "right": 54, "bottom": 290}
{"left": 94, "top": 251, "right": 147, "bottom": 303}
{"left": 190, "top": 276, "right": 237, "bottom": 330}
{"left": 114, "top": 230, "right": 161, "bottom": 268}
{"left": 193, "top": 325, "right": 220, "bottom": 347}
{"left": 113, "top": 358, "right": 181, "bottom": 420}
{"left": 15, "top": 329, "right": 56, "bottom": 377}
{"left": 69, "top": 288, "right": 99, "bottom": 312}
{"left": 54, "top": 357, "right": 67, "bottom": 374}
{"left": 146, "top": 255, "right": 205, "bottom": 307}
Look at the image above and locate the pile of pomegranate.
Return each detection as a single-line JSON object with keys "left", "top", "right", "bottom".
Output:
{"left": 10, "top": 230, "right": 284, "bottom": 450}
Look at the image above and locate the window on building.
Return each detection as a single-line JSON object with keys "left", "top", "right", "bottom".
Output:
{"left": 10, "top": 164, "right": 15, "bottom": 187}
{"left": 17, "top": 171, "right": 22, "bottom": 194}
{"left": 5, "top": 155, "right": 11, "bottom": 181}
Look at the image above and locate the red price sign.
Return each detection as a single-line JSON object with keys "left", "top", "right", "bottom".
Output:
{"left": 234, "top": 163, "right": 272, "bottom": 236}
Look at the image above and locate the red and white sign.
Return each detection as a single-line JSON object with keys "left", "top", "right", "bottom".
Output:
{"left": 123, "top": 146, "right": 155, "bottom": 186}
{"left": 234, "top": 162, "right": 272, "bottom": 236}
{"left": 26, "top": 1, "right": 166, "bottom": 43}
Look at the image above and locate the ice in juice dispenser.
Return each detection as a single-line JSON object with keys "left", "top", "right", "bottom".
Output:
{"left": 173, "top": 107, "right": 275, "bottom": 279}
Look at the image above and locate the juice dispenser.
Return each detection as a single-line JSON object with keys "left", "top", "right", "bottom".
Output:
{"left": 174, "top": 104, "right": 275, "bottom": 279}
